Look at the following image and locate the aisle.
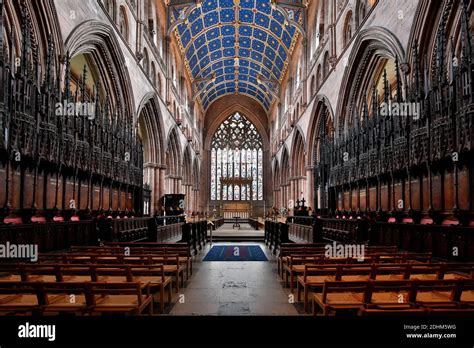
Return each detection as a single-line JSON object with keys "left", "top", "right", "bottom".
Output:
{"left": 169, "top": 242, "right": 299, "bottom": 315}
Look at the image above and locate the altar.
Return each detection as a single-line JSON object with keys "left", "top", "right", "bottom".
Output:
{"left": 222, "top": 202, "right": 251, "bottom": 219}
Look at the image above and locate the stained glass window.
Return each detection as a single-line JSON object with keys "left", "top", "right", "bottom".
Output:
{"left": 210, "top": 113, "right": 263, "bottom": 201}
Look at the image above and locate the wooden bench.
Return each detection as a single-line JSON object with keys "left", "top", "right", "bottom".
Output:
{"left": 312, "top": 280, "right": 369, "bottom": 315}
{"left": 278, "top": 245, "right": 328, "bottom": 277}
{"left": 409, "top": 279, "right": 460, "bottom": 309}
{"left": 296, "top": 263, "right": 473, "bottom": 313}
{"left": 285, "top": 251, "right": 432, "bottom": 294}
{"left": 72, "top": 245, "right": 193, "bottom": 278}
{"left": 0, "top": 281, "right": 43, "bottom": 315}
{"left": 288, "top": 223, "right": 313, "bottom": 243}
{"left": 0, "top": 263, "right": 172, "bottom": 313}
{"left": 102, "top": 217, "right": 151, "bottom": 243}
{"left": 311, "top": 278, "right": 474, "bottom": 316}
{"left": 278, "top": 244, "right": 398, "bottom": 278}
{"left": 0, "top": 281, "right": 153, "bottom": 315}
{"left": 39, "top": 253, "right": 185, "bottom": 293}
{"left": 321, "top": 218, "right": 368, "bottom": 243}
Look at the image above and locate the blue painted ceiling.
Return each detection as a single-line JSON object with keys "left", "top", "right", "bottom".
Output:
{"left": 171, "top": 0, "right": 302, "bottom": 111}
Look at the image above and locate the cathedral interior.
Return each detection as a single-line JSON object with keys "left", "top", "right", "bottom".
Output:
{"left": 0, "top": 0, "right": 474, "bottom": 342}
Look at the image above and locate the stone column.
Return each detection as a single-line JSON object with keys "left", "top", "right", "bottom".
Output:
{"left": 306, "top": 166, "right": 313, "bottom": 209}
{"left": 158, "top": 164, "right": 166, "bottom": 205}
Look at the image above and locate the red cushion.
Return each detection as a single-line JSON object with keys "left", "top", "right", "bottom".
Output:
{"left": 420, "top": 218, "right": 433, "bottom": 225}
{"left": 3, "top": 217, "right": 22, "bottom": 225}
{"left": 31, "top": 216, "right": 47, "bottom": 223}
{"left": 53, "top": 216, "right": 65, "bottom": 222}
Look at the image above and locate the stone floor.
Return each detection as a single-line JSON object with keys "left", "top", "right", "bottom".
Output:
{"left": 209, "top": 223, "right": 265, "bottom": 238}
{"left": 168, "top": 242, "right": 302, "bottom": 316}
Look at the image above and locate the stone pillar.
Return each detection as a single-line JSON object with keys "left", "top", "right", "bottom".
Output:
{"left": 263, "top": 148, "right": 272, "bottom": 211}
{"left": 199, "top": 148, "right": 211, "bottom": 213}
{"left": 158, "top": 165, "right": 166, "bottom": 202}
{"left": 152, "top": 166, "right": 159, "bottom": 214}
{"left": 306, "top": 166, "right": 313, "bottom": 210}
{"left": 290, "top": 178, "right": 296, "bottom": 207}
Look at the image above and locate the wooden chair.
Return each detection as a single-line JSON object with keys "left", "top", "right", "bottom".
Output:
{"left": 372, "top": 264, "right": 411, "bottom": 281}
{"left": 0, "top": 281, "right": 42, "bottom": 315}
{"left": 38, "top": 281, "right": 90, "bottom": 315}
{"left": 128, "top": 265, "right": 172, "bottom": 313}
{"left": 456, "top": 278, "right": 474, "bottom": 308}
{"left": 365, "top": 279, "right": 415, "bottom": 310}
{"left": 297, "top": 265, "right": 337, "bottom": 313}
{"left": 409, "top": 279, "right": 460, "bottom": 309}
{"left": 312, "top": 280, "right": 369, "bottom": 316}
{"left": 88, "top": 282, "right": 153, "bottom": 315}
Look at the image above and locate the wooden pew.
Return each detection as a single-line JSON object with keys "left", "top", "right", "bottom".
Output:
{"left": 104, "top": 242, "right": 193, "bottom": 276}
{"left": 364, "top": 279, "right": 415, "bottom": 311}
{"left": 0, "top": 281, "right": 153, "bottom": 316}
{"left": 297, "top": 263, "right": 473, "bottom": 313}
{"left": 87, "top": 282, "right": 153, "bottom": 315}
{"left": 409, "top": 279, "right": 460, "bottom": 309}
{"left": 0, "top": 281, "right": 43, "bottom": 315}
{"left": 312, "top": 278, "right": 471, "bottom": 316}
{"left": 370, "top": 222, "right": 474, "bottom": 262}
{"left": 285, "top": 251, "right": 432, "bottom": 293}
{"left": 312, "top": 280, "right": 369, "bottom": 315}
{"left": 458, "top": 278, "right": 474, "bottom": 308}
{"left": 321, "top": 218, "right": 369, "bottom": 243}
{"left": 38, "top": 253, "right": 185, "bottom": 293}
{"left": 288, "top": 223, "right": 314, "bottom": 244}
{"left": 0, "top": 221, "right": 96, "bottom": 253}
{"left": 0, "top": 263, "right": 172, "bottom": 313}
{"left": 72, "top": 245, "right": 193, "bottom": 278}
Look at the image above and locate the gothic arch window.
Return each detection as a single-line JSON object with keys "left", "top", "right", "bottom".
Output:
{"left": 285, "top": 80, "right": 292, "bottom": 112}
{"left": 210, "top": 113, "right": 263, "bottom": 201}
{"left": 151, "top": 62, "right": 157, "bottom": 86}
{"left": 319, "top": 0, "right": 326, "bottom": 37}
{"left": 276, "top": 104, "right": 281, "bottom": 130}
{"left": 156, "top": 25, "right": 163, "bottom": 57}
{"left": 171, "top": 64, "right": 177, "bottom": 87}
{"left": 343, "top": 11, "right": 353, "bottom": 47}
{"left": 316, "top": 64, "right": 322, "bottom": 89}
{"left": 310, "top": 75, "right": 316, "bottom": 96}
{"left": 296, "top": 62, "right": 302, "bottom": 88}
{"left": 157, "top": 74, "right": 162, "bottom": 96}
{"left": 104, "top": 0, "right": 117, "bottom": 21}
{"left": 357, "top": 0, "right": 376, "bottom": 26}
{"left": 145, "top": 0, "right": 156, "bottom": 39}
{"left": 323, "top": 51, "right": 330, "bottom": 78}
{"left": 118, "top": 6, "right": 129, "bottom": 42}
{"left": 142, "top": 48, "right": 149, "bottom": 75}
{"left": 313, "top": 27, "right": 320, "bottom": 53}
{"left": 359, "top": 2, "right": 367, "bottom": 24}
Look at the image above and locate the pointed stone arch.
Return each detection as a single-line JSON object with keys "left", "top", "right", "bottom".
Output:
{"left": 64, "top": 20, "right": 135, "bottom": 118}
{"left": 290, "top": 128, "right": 307, "bottom": 205}
{"left": 280, "top": 145, "right": 291, "bottom": 208}
{"left": 165, "top": 127, "right": 183, "bottom": 194}
{"left": 137, "top": 94, "right": 166, "bottom": 214}
{"left": 335, "top": 26, "right": 405, "bottom": 133}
